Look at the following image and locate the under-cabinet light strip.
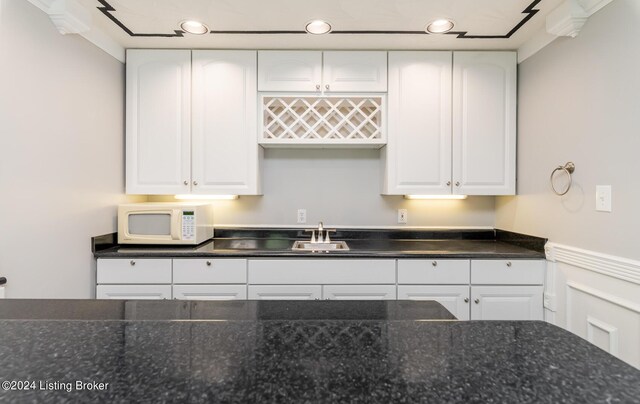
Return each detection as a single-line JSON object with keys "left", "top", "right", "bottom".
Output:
{"left": 404, "top": 195, "right": 468, "bottom": 200}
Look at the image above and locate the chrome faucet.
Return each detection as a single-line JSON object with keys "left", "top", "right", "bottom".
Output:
{"left": 304, "top": 222, "right": 335, "bottom": 244}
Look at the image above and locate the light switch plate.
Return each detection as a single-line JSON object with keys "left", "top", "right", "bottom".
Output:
{"left": 397, "top": 209, "right": 408, "bottom": 224}
{"left": 595, "top": 185, "right": 612, "bottom": 212}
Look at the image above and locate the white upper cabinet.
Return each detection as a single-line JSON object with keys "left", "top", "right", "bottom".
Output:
{"left": 126, "top": 50, "right": 261, "bottom": 195}
{"left": 258, "top": 51, "right": 322, "bottom": 92}
{"left": 126, "top": 50, "right": 191, "bottom": 194}
{"left": 384, "top": 51, "right": 517, "bottom": 196}
{"left": 453, "top": 52, "right": 517, "bottom": 195}
{"left": 258, "top": 51, "right": 387, "bottom": 92}
{"left": 322, "top": 51, "right": 387, "bottom": 92}
{"left": 192, "top": 50, "right": 260, "bottom": 195}
{"left": 383, "top": 52, "right": 452, "bottom": 195}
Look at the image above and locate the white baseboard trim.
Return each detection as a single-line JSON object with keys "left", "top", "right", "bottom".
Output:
{"left": 546, "top": 242, "right": 640, "bottom": 285}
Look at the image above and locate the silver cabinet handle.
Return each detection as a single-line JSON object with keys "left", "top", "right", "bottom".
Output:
{"left": 506, "top": 261, "right": 512, "bottom": 267}
{"left": 130, "top": 260, "right": 136, "bottom": 266}
{"left": 325, "top": 84, "right": 330, "bottom": 90}
{"left": 474, "top": 299, "right": 480, "bottom": 304}
{"left": 431, "top": 261, "right": 437, "bottom": 267}
{"left": 206, "top": 261, "right": 212, "bottom": 266}
{"left": 455, "top": 181, "right": 460, "bottom": 187}
{"left": 193, "top": 181, "right": 198, "bottom": 186}
{"left": 446, "top": 181, "right": 451, "bottom": 186}
{"left": 315, "top": 84, "right": 321, "bottom": 90}
{"left": 464, "top": 298, "right": 469, "bottom": 303}
{"left": 183, "top": 180, "right": 188, "bottom": 185}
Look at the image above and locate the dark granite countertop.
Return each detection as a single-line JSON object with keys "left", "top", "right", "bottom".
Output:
{"left": 0, "top": 300, "right": 638, "bottom": 403}
{"left": 93, "top": 228, "right": 546, "bottom": 259}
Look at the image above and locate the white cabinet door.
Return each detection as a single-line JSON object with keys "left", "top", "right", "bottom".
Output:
{"left": 126, "top": 50, "right": 191, "bottom": 195}
{"left": 322, "top": 51, "right": 387, "bottom": 92}
{"left": 172, "top": 285, "right": 247, "bottom": 300}
{"left": 192, "top": 51, "right": 261, "bottom": 195}
{"left": 384, "top": 52, "right": 452, "bottom": 195}
{"left": 323, "top": 285, "right": 396, "bottom": 300}
{"left": 97, "top": 285, "right": 172, "bottom": 300}
{"left": 453, "top": 52, "right": 517, "bottom": 195}
{"left": 248, "top": 285, "right": 322, "bottom": 300}
{"left": 471, "top": 286, "right": 544, "bottom": 320}
{"left": 398, "top": 285, "right": 470, "bottom": 320}
{"left": 258, "top": 51, "right": 322, "bottom": 92}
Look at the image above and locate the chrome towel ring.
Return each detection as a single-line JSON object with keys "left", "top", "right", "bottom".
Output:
{"left": 550, "top": 162, "right": 575, "bottom": 196}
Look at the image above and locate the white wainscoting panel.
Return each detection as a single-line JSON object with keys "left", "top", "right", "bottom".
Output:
{"left": 546, "top": 242, "right": 640, "bottom": 369}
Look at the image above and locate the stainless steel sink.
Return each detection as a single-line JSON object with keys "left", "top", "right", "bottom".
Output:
{"left": 292, "top": 240, "right": 350, "bottom": 252}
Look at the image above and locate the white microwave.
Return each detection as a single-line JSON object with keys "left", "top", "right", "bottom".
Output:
{"left": 118, "top": 203, "right": 213, "bottom": 245}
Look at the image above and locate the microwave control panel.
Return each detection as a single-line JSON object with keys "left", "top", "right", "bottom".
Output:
{"left": 182, "top": 211, "right": 196, "bottom": 240}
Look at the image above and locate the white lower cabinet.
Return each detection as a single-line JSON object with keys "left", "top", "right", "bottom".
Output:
{"left": 97, "top": 285, "right": 172, "bottom": 300}
{"left": 248, "top": 285, "right": 322, "bottom": 300}
{"left": 323, "top": 285, "right": 396, "bottom": 300}
{"left": 172, "top": 285, "right": 246, "bottom": 300}
{"left": 96, "top": 257, "right": 545, "bottom": 317}
{"left": 470, "top": 286, "right": 544, "bottom": 320}
{"left": 398, "top": 285, "right": 470, "bottom": 320}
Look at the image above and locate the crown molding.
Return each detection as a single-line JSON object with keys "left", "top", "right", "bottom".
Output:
{"left": 48, "top": 0, "right": 91, "bottom": 35}
{"left": 26, "top": 0, "right": 125, "bottom": 62}
{"left": 518, "top": 0, "right": 614, "bottom": 63}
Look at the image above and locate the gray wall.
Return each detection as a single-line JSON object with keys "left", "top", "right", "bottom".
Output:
{"left": 495, "top": 0, "right": 640, "bottom": 260}
{"left": 0, "top": 0, "right": 138, "bottom": 297}
{"left": 153, "top": 149, "right": 496, "bottom": 227}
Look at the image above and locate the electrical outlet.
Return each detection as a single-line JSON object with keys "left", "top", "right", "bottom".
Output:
{"left": 595, "top": 185, "right": 612, "bottom": 212}
{"left": 297, "top": 209, "right": 307, "bottom": 224}
{"left": 398, "top": 209, "right": 408, "bottom": 224}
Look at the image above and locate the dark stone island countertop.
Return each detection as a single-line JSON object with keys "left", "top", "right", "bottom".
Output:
{"left": 93, "top": 228, "right": 547, "bottom": 259}
{"left": 1, "top": 300, "right": 639, "bottom": 403}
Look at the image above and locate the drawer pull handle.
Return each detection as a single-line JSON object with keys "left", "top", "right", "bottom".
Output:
{"left": 130, "top": 260, "right": 136, "bottom": 266}
{"left": 431, "top": 261, "right": 437, "bottom": 267}
{"left": 315, "top": 84, "right": 321, "bottom": 90}
{"left": 506, "top": 261, "right": 512, "bottom": 267}
{"left": 206, "top": 261, "right": 212, "bottom": 266}
{"left": 474, "top": 299, "right": 480, "bottom": 304}
{"left": 464, "top": 298, "right": 469, "bottom": 303}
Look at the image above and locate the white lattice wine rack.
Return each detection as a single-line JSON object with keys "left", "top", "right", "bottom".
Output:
{"left": 260, "top": 95, "right": 386, "bottom": 147}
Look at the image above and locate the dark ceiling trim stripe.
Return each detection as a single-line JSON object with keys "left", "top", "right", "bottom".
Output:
{"left": 96, "top": 0, "right": 541, "bottom": 39}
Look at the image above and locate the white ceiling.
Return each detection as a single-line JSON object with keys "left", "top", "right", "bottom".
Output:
{"left": 79, "top": 0, "right": 565, "bottom": 50}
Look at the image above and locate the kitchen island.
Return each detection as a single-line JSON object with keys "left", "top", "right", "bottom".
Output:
{"left": 0, "top": 300, "right": 639, "bottom": 403}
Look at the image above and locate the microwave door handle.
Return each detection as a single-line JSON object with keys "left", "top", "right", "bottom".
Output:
{"left": 171, "top": 210, "right": 181, "bottom": 240}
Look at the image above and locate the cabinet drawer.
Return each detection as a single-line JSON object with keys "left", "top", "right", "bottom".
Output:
{"left": 96, "top": 285, "right": 171, "bottom": 300}
{"left": 173, "top": 259, "right": 246, "bottom": 284}
{"left": 398, "top": 259, "right": 470, "bottom": 284}
{"left": 248, "top": 259, "right": 395, "bottom": 284}
{"left": 323, "top": 285, "right": 396, "bottom": 300}
{"left": 173, "top": 285, "right": 247, "bottom": 300}
{"left": 248, "top": 285, "right": 322, "bottom": 300}
{"left": 471, "top": 260, "right": 545, "bottom": 285}
{"left": 97, "top": 259, "right": 172, "bottom": 284}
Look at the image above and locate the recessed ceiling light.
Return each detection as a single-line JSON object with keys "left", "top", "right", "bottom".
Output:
{"left": 305, "top": 20, "right": 332, "bottom": 35}
{"left": 426, "top": 19, "right": 455, "bottom": 34}
{"left": 180, "top": 20, "right": 209, "bottom": 35}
